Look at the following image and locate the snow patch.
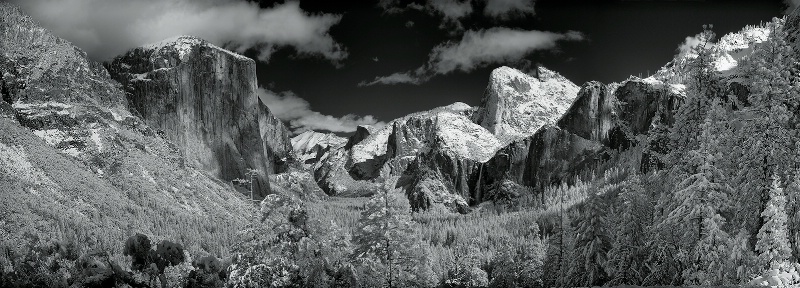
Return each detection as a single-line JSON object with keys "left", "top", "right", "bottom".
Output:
{"left": 131, "top": 73, "right": 151, "bottom": 82}
{"left": 12, "top": 101, "right": 73, "bottom": 110}
{"left": 90, "top": 128, "right": 103, "bottom": 152}
{"left": 63, "top": 148, "right": 81, "bottom": 157}
{"left": 669, "top": 84, "right": 687, "bottom": 95}
{"left": 109, "top": 110, "right": 125, "bottom": 122}
{"left": 434, "top": 112, "right": 502, "bottom": 162}
{"left": 33, "top": 129, "right": 69, "bottom": 146}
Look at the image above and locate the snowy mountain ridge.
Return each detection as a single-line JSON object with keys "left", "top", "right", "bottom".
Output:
{"left": 654, "top": 24, "right": 772, "bottom": 82}
{"left": 475, "top": 66, "right": 580, "bottom": 144}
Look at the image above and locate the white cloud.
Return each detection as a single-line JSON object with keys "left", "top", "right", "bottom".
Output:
{"left": 428, "top": 28, "right": 582, "bottom": 74}
{"left": 361, "top": 28, "right": 583, "bottom": 85}
{"left": 257, "top": 88, "right": 384, "bottom": 134}
{"left": 377, "top": 0, "right": 537, "bottom": 26}
{"left": 12, "top": 0, "right": 347, "bottom": 63}
{"left": 428, "top": 0, "right": 473, "bottom": 22}
{"left": 483, "top": 0, "right": 535, "bottom": 19}
{"left": 359, "top": 72, "right": 423, "bottom": 86}
{"left": 675, "top": 34, "right": 715, "bottom": 57}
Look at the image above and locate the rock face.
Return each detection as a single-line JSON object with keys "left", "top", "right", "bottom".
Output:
{"left": 474, "top": 66, "right": 579, "bottom": 144}
{"left": 313, "top": 102, "right": 501, "bottom": 204}
{"left": 345, "top": 125, "right": 372, "bottom": 150}
{"left": 291, "top": 130, "right": 346, "bottom": 168}
{"left": 479, "top": 76, "right": 684, "bottom": 205}
{"left": 108, "top": 36, "right": 294, "bottom": 199}
{"left": 557, "top": 78, "right": 683, "bottom": 149}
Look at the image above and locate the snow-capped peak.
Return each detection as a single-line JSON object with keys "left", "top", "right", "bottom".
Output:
{"left": 141, "top": 35, "right": 250, "bottom": 61}
{"left": 477, "top": 66, "right": 580, "bottom": 144}
{"left": 291, "top": 131, "right": 346, "bottom": 155}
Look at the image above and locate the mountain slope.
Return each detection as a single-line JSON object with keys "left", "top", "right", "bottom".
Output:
{"left": 0, "top": 3, "right": 254, "bottom": 259}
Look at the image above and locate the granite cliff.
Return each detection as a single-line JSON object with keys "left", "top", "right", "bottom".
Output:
{"left": 107, "top": 36, "right": 295, "bottom": 199}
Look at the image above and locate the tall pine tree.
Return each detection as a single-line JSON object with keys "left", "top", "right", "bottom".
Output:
{"left": 661, "top": 116, "right": 733, "bottom": 285}
{"left": 571, "top": 195, "right": 610, "bottom": 286}
{"left": 756, "top": 177, "right": 792, "bottom": 268}
{"left": 352, "top": 184, "right": 430, "bottom": 287}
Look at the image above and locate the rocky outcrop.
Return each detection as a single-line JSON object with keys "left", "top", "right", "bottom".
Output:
{"left": 313, "top": 102, "right": 501, "bottom": 203}
{"left": 345, "top": 125, "right": 372, "bottom": 150}
{"left": 396, "top": 147, "right": 476, "bottom": 213}
{"left": 477, "top": 76, "right": 683, "bottom": 206}
{"left": 521, "top": 126, "right": 605, "bottom": 190}
{"left": 474, "top": 66, "right": 579, "bottom": 144}
{"left": 554, "top": 81, "right": 617, "bottom": 143}
{"left": 557, "top": 78, "right": 683, "bottom": 149}
{"left": 108, "top": 36, "right": 294, "bottom": 199}
{"left": 291, "top": 130, "right": 346, "bottom": 168}
{"left": 0, "top": 4, "right": 125, "bottom": 108}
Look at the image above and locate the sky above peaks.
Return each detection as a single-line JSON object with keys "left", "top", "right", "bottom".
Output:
{"left": 10, "top": 0, "right": 788, "bottom": 135}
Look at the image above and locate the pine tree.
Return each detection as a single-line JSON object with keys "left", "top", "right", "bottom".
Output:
{"left": 660, "top": 116, "right": 733, "bottom": 285}
{"left": 351, "top": 185, "right": 425, "bottom": 288}
{"left": 786, "top": 173, "right": 800, "bottom": 259}
{"left": 571, "top": 195, "right": 610, "bottom": 286}
{"left": 605, "top": 174, "right": 651, "bottom": 285}
{"left": 756, "top": 177, "right": 792, "bottom": 268}
{"left": 543, "top": 211, "right": 575, "bottom": 287}
{"left": 669, "top": 25, "right": 725, "bottom": 167}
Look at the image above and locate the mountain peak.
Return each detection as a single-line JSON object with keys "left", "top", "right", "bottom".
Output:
{"left": 477, "top": 66, "right": 580, "bottom": 144}
{"left": 139, "top": 35, "right": 250, "bottom": 61}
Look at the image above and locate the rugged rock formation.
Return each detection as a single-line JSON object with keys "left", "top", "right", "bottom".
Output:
{"left": 291, "top": 130, "right": 346, "bottom": 168}
{"left": 108, "top": 36, "right": 294, "bottom": 199}
{"left": 474, "top": 66, "right": 579, "bottom": 144}
{"left": 520, "top": 126, "right": 605, "bottom": 190}
{"left": 397, "top": 145, "right": 482, "bottom": 212}
{"left": 313, "top": 102, "right": 500, "bottom": 202}
{"left": 345, "top": 125, "right": 372, "bottom": 150}
{"left": 557, "top": 78, "right": 683, "bottom": 149}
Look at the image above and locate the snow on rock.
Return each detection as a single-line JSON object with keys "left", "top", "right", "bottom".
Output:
{"left": 291, "top": 131, "right": 346, "bottom": 164}
{"left": 434, "top": 112, "right": 501, "bottom": 162}
{"left": 142, "top": 35, "right": 251, "bottom": 61}
{"left": 292, "top": 131, "right": 346, "bottom": 153}
{"left": 654, "top": 25, "right": 771, "bottom": 82}
{"left": 90, "top": 128, "right": 103, "bottom": 152}
{"left": 350, "top": 102, "right": 488, "bottom": 165}
{"left": 475, "top": 66, "right": 579, "bottom": 145}
{"left": 33, "top": 129, "right": 70, "bottom": 147}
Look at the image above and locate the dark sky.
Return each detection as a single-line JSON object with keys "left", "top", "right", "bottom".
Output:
{"left": 248, "top": 0, "right": 785, "bottom": 123}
